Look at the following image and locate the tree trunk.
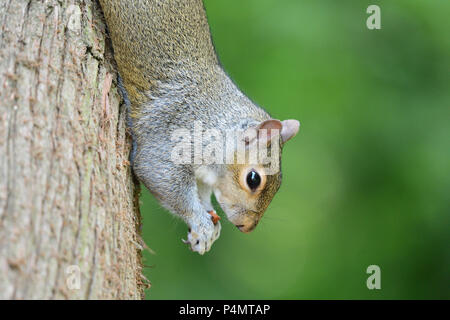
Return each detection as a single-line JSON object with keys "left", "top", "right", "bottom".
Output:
{"left": 0, "top": 0, "right": 146, "bottom": 299}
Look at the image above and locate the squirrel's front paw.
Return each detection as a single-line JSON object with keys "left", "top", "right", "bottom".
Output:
{"left": 183, "top": 216, "right": 221, "bottom": 255}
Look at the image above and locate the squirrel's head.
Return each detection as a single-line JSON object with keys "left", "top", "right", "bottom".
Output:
{"left": 214, "top": 119, "right": 299, "bottom": 233}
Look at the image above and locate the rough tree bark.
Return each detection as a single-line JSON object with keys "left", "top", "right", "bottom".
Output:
{"left": 0, "top": 0, "right": 146, "bottom": 299}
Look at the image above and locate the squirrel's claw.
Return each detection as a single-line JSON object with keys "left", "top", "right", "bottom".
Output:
{"left": 182, "top": 238, "right": 194, "bottom": 251}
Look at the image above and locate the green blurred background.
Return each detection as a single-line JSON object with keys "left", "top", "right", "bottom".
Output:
{"left": 141, "top": 0, "right": 450, "bottom": 299}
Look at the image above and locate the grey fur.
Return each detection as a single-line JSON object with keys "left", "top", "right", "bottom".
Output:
{"left": 99, "top": 0, "right": 299, "bottom": 254}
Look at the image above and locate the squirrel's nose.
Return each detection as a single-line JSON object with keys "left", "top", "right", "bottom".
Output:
{"left": 236, "top": 221, "right": 258, "bottom": 233}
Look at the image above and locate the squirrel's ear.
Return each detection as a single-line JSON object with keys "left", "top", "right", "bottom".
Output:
{"left": 281, "top": 120, "right": 300, "bottom": 143}
{"left": 248, "top": 119, "right": 282, "bottom": 145}
{"left": 257, "top": 119, "right": 282, "bottom": 138}
{"left": 244, "top": 119, "right": 282, "bottom": 145}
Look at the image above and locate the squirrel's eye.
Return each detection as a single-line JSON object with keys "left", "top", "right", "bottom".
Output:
{"left": 246, "top": 170, "right": 261, "bottom": 191}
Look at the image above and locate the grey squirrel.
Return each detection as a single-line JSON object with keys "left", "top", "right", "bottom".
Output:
{"left": 99, "top": 0, "right": 300, "bottom": 254}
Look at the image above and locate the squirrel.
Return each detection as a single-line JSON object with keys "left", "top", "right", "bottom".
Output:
{"left": 99, "top": 0, "right": 300, "bottom": 254}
